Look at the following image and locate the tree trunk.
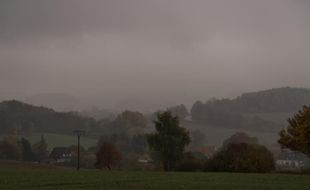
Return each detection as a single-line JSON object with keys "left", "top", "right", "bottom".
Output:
{"left": 107, "top": 165, "right": 111, "bottom": 171}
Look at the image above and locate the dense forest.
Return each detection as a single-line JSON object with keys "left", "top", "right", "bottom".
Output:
{"left": 1, "top": 87, "right": 310, "bottom": 136}
{"left": 190, "top": 87, "right": 310, "bottom": 132}
{"left": 192, "top": 87, "right": 310, "bottom": 114}
{"left": 0, "top": 100, "right": 96, "bottom": 135}
{"left": 0, "top": 100, "right": 148, "bottom": 138}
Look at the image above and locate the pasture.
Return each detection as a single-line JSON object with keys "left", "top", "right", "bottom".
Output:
{"left": 0, "top": 161, "right": 309, "bottom": 190}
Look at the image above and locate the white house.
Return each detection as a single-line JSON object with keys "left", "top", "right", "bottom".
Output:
{"left": 276, "top": 149, "right": 310, "bottom": 171}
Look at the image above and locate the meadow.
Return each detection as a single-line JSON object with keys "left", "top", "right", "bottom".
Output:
{"left": 0, "top": 161, "right": 309, "bottom": 190}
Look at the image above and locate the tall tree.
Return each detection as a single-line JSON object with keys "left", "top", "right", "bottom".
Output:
{"left": 20, "top": 138, "right": 36, "bottom": 161}
{"left": 115, "top": 111, "right": 146, "bottom": 128}
{"left": 167, "top": 104, "right": 189, "bottom": 120}
{"left": 0, "top": 136, "right": 21, "bottom": 160}
{"left": 190, "top": 130, "right": 207, "bottom": 147}
{"left": 278, "top": 106, "right": 310, "bottom": 157}
{"left": 32, "top": 135, "right": 48, "bottom": 162}
{"left": 131, "top": 134, "right": 147, "bottom": 154}
{"left": 95, "top": 143, "right": 122, "bottom": 170}
{"left": 111, "top": 110, "right": 147, "bottom": 134}
{"left": 222, "top": 132, "right": 258, "bottom": 148}
{"left": 147, "top": 111, "right": 190, "bottom": 171}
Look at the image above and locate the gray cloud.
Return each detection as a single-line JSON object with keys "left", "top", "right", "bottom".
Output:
{"left": 0, "top": 0, "right": 310, "bottom": 110}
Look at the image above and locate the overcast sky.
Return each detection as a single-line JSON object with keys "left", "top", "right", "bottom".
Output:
{"left": 1, "top": 0, "right": 310, "bottom": 111}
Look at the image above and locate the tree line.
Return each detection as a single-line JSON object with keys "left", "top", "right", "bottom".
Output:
{"left": 192, "top": 87, "right": 310, "bottom": 114}
{"left": 191, "top": 100, "right": 282, "bottom": 132}
{"left": 0, "top": 100, "right": 96, "bottom": 135}
{"left": 1, "top": 106, "right": 309, "bottom": 173}
{"left": 143, "top": 106, "right": 310, "bottom": 172}
{"left": 112, "top": 107, "right": 308, "bottom": 172}
{"left": 0, "top": 100, "right": 148, "bottom": 138}
{"left": 144, "top": 111, "right": 276, "bottom": 172}
{"left": 1, "top": 91, "right": 310, "bottom": 173}
{"left": 0, "top": 135, "right": 48, "bottom": 162}
{"left": 190, "top": 87, "right": 310, "bottom": 132}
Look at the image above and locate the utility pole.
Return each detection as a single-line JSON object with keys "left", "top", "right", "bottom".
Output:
{"left": 73, "top": 130, "right": 85, "bottom": 171}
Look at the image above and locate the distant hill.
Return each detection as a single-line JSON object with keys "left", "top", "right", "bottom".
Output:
{"left": 24, "top": 93, "right": 79, "bottom": 112}
{"left": 233, "top": 87, "right": 310, "bottom": 113}
{"left": 190, "top": 87, "right": 310, "bottom": 132}
{"left": 0, "top": 91, "right": 28, "bottom": 102}
{"left": 0, "top": 100, "right": 96, "bottom": 135}
{"left": 80, "top": 107, "right": 117, "bottom": 121}
{"left": 192, "top": 87, "right": 310, "bottom": 114}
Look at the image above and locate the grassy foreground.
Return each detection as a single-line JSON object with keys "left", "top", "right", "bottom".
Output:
{"left": 0, "top": 162, "right": 310, "bottom": 190}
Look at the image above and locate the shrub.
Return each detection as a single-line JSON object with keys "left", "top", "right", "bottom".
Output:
{"left": 205, "top": 143, "right": 275, "bottom": 173}
{"left": 176, "top": 152, "right": 205, "bottom": 172}
{"left": 95, "top": 143, "right": 122, "bottom": 170}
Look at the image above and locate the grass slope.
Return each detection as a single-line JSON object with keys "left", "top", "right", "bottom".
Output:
{"left": 0, "top": 161, "right": 310, "bottom": 190}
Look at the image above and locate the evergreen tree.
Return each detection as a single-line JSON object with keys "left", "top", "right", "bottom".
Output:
{"left": 20, "top": 138, "right": 36, "bottom": 161}
{"left": 278, "top": 105, "right": 310, "bottom": 157}
{"left": 32, "top": 135, "right": 48, "bottom": 162}
{"left": 0, "top": 136, "right": 21, "bottom": 160}
{"left": 147, "top": 111, "right": 191, "bottom": 171}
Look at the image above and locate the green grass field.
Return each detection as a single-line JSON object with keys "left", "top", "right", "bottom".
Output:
{"left": 0, "top": 161, "right": 310, "bottom": 190}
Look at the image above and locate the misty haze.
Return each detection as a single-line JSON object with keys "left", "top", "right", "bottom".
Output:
{"left": 0, "top": 1, "right": 310, "bottom": 190}
{"left": 1, "top": 0, "right": 310, "bottom": 111}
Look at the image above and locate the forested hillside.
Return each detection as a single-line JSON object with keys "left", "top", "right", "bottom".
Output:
{"left": 2, "top": 87, "right": 310, "bottom": 137}
{"left": 0, "top": 100, "right": 96, "bottom": 135}
{"left": 0, "top": 100, "right": 149, "bottom": 138}
{"left": 192, "top": 87, "right": 310, "bottom": 114}
{"left": 190, "top": 87, "right": 310, "bottom": 132}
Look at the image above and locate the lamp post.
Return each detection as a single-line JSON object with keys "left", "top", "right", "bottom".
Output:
{"left": 73, "top": 130, "right": 85, "bottom": 171}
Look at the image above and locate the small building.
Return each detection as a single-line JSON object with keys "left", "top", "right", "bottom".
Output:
{"left": 138, "top": 154, "right": 152, "bottom": 164}
{"left": 276, "top": 149, "right": 310, "bottom": 171}
{"left": 49, "top": 147, "right": 73, "bottom": 163}
{"left": 137, "top": 154, "right": 153, "bottom": 169}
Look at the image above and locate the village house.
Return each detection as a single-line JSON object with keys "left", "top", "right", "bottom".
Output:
{"left": 49, "top": 147, "right": 73, "bottom": 163}
{"left": 276, "top": 149, "right": 310, "bottom": 171}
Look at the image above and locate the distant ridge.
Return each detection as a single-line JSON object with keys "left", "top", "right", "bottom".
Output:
{"left": 192, "top": 87, "right": 310, "bottom": 114}
{"left": 24, "top": 93, "right": 79, "bottom": 112}
{"left": 0, "top": 100, "right": 94, "bottom": 135}
{"left": 190, "top": 87, "right": 310, "bottom": 132}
